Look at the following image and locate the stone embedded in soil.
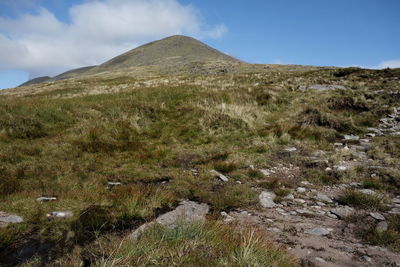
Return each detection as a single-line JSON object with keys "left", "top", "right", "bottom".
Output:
{"left": 344, "top": 134, "right": 360, "bottom": 141}
{"left": 359, "top": 189, "right": 378, "bottom": 195}
{"left": 130, "top": 200, "right": 209, "bottom": 239}
{"left": 46, "top": 211, "right": 73, "bottom": 219}
{"left": 392, "top": 198, "right": 400, "bottom": 204}
{"left": 331, "top": 206, "right": 355, "bottom": 219}
{"left": 284, "top": 194, "right": 294, "bottom": 200}
{"left": 304, "top": 227, "right": 333, "bottom": 236}
{"left": 108, "top": 182, "right": 122, "bottom": 186}
{"left": 0, "top": 212, "right": 23, "bottom": 227}
{"left": 210, "top": 170, "right": 229, "bottom": 182}
{"left": 296, "top": 187, "right": 307, "bottom": 193}
{"left": 36, "top": 196, "right": 57, "bottom": 202}
{"left": 370, "top": 212, "right": 385, "bottom": 221}
{"left": 259, "top": 191, "right": 276, "bottom": 208}
{"left": 284, "top": 147, "right": 297, "bottom": 152}
{"left": 315, "top": 193, "right": 333, "bottom": 203}
{"left": 376, "top": 221, "right": 389, "bottom": 232}
{"left": 333, "top": 165, "right": 348, "bottom": 172}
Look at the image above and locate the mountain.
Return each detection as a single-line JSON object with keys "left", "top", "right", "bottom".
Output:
{"left": 94, "top": 35, "right": 239, "bottom": 71}
{"left": 19, "top": 35, "right": 240, "bottom": 86}
{"left": 18, "top": 76, "right": 51, "bottom": 87}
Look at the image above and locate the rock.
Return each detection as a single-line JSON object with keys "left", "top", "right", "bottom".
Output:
{"left": 267, "top": 227, "right": 282, "bottom": 233}
{"left": 297, "top": 187, "right": 307, "bottom": 193}
{"left": 210, "top": 170, "right": 229, "bottom": 182}
{"left": 296, "top": 208, "right": 313, "bottom": 215}
{"left": 36, "top": 196, "right": 57, "bottom": 202}
{"left": 344, "top": 134, "right": 360, "bottom": 141}
{"left": 300, "top": 181, "right": 313, "bottom": 186}
{"left": 359, "top": 189, "right": 377, "bottom": 195}
{"left": 366, "top": 133, "right": 376, "bottom": 138}
{"left": 304, "top": 227, "right": 333, "bottom": 236}
{"left": 108, "top": 182, "right": 122, "bottom": 186}
{"left": 316, "top": 201, "right": 326, "bottom": 206}
{"left": 130, "top": 200, "right": 209, "bottom": 239}
{"left": 259, "top": 169, "right": 270, "bottom": 176}
{"left": 315, "top": 193, "right": 333, "bottom": 203}
{"left": 334, "top": 142, "right": 343, "bottom": 147}
{"left": 389, "top": 207, "right": 400, "bottom": 214}
{"left": 333, "top": 165, "right": 348, "bottom": 172}
{"left": 370, "top": 212, "right": 385, "bottom": 221}
{"left": 284, "top": 147, "right": 297, "bottom": 152}
{"left": 315, "top": 257, "right": 326, "bottom": 263}
{"left": 46, "top": 211, "right": 73, "bottom": 219}
{"left": 392, "top": 198, "right": 400, "bottom": 204}
{"left": 284, "top": 194, "right": 295, "bottom": 200}
{"left": 294, "top": 198, "right": 306, "bottom": 204}
{"left": 331, "top": 206, "right": 355, "bottom": 219}
{"left": 259, "top": 191, "right": 276, "bottom": 208}
{"left": 0, "top": 212, "right": 24, "bottom": 227}
{"left": 308, "top": 84, "right": 347, "bottom": 91}
{"left": 327, "top": 212, "right": 338, "bottom": 219}
{"left": 376, "top": 221, "right": 389, "bottom": 232}
{"left": 221, "top": 211, "right": 234, "bottom": 222}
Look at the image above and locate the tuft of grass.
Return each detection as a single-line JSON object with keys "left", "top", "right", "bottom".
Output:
{"left": 337, "top": 189, "right": 388, "bottom": 211}
{"left": 72, "top": 222, "right": 296, "bottom": 266}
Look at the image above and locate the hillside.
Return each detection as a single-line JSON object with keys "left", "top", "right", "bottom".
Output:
{"left": 1, "top": 37, "right": 400, "bottom": 266}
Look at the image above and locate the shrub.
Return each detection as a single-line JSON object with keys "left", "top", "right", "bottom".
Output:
{"left": 337, "top": 190, "right": 387, "bottom": 211}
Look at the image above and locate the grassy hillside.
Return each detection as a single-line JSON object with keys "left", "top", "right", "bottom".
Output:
{"left": 1, "top": 66, "right": 400, "bottom": 265}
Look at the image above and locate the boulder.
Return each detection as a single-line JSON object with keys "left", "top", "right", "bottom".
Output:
{"left": 259, "top": 191, "right": 276, "bottom": 208}
{"left": 331, "top": 206, "right": 355, "bottom": 219}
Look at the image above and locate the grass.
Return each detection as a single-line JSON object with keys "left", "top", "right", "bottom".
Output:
{"left": 0, "top": 66, "right": 399, "bottom": 265}
{"left": 337, "top": 189, "right": 388, "bottom": 211}
{"left": 55, "top": 222, "right": 296, "bottom": 266}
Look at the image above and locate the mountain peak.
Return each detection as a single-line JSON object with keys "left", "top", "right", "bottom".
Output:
{"left": 96, "top": 35, "right": 239, "bottom": 70}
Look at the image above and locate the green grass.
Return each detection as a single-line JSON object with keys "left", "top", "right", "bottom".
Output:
{"left": 337, "top": 189, "right": 388, "bottom": 211}
{"left": 0, "top": 67, "right": 399, "bottom": 265}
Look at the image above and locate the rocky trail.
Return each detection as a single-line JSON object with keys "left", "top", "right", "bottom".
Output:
{"left": 216, "top": 105, "right": 400, "bottom": 266}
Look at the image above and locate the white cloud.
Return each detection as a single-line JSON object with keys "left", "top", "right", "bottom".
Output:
{"left": 0, "top": 0, "right": 227, "bottom": 78}
{"left": 375, "top": 59, "right": 400, "bottom": 69}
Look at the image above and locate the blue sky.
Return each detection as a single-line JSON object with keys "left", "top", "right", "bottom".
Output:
{"left": 0, "top": 0, "right": 399, "bottom": 89}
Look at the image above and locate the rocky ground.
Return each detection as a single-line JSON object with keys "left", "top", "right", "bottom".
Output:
{"left": 217, "top": 105, "right": 400, "bottom": 266}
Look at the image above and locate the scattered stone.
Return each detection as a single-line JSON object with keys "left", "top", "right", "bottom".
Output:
{"left": 130, "top": 200, "right": 209, "bottom": 239}
{"left": 325, "top": 167, "right": 332, "bottom": 172}
{"left": 315, "top": 257, "right": 326, "bottom": 263}
{"left": 267, "top": 227, "right": 282, "bottom": 233}
{"left": 294, "top": 198, "right": 306, "bottom": 204}
{"left": 392, "top": 198, "right": 400, "bottom": 204}
{"left": 315, "top": 193, "right": 333, "bottom": 203}
{"left": 221, "top": 211, "right": 234, "bottom": 222}
{"left": 259, "top": 169, "right": 270, "bottom": 176}
{"left": 359, "top": 189, "right": 377, "bottom": 195}
{"left": 327, "top": 212, "right": 338, "bottom": 219}
{"left": 389, "top": 207, "right": 400, "bottom": 214}
{"left": 370, "top": 212, "right": 385, "bottom": 221}
{"left": 36, "top": 196, "right": 57, "bottom": 202}
{"left": 0, "top": 212, "right": 23, "bottom": 227}
{"left": 304, "top": 227, "right": 333, "bottom": 236}
{"left": 296, "top": 208, "right": 313, "bottom": 215}
{"left": 108, "top": 182, "right": 122, "bottom": 186}
{"left": 297, "top": 187, "right": 307, "bottom": 193}
{"left": 366, "top": 133, "right": 376, "bottom": 138}
{"left": 259, "top": 191, "right": 276, "bottom": 208}
{"left": 284, "top": 147, "right": 297, "bottom": 152}
{"left": 344, "top": 134, "right": 360, "bottom": 141}
{"left": 363, "top": 256, "right": 372, "bottom": 263}
{"left": 331, "top": 206, "right": 355, "bottom": 219}
{"left": 46, "top": 211, "right": 73, "bottom": 219}
{"left": 316, "top": 201, "right": 326, "bottom": 206}
{"left": 284, "top": 194, "right": 295, "bottom": 200}
{"left": 300, "top": 181, "right": 313, "bottom": 186}
{"left": 210, "top": 170, "right": 229, "bottom": 182}
{"left": 333, "top": 165, "right": 348, "bottom": 172}
{"left": 308, "top": 84, "right": 347, "bottom": 91}
{"left": 334, "top": 142, "right": 343, "bottom": 147}
{"left": 376, "top": 221, "right": 389, "bottom": 232}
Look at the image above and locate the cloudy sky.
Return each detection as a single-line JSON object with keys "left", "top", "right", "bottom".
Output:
{"left": 0, "top": 0, "right": 399, "bottom": 88}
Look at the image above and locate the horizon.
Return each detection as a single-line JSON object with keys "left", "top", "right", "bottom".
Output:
{"left": 1, "top": 0, "right": 399, "bottom": 89}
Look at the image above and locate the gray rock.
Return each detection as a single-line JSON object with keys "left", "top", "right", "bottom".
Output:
{"left": 366, "top": 133, "right": 376, "bottom": 138}
{"left": 130, "top": 200, "right": 209, "bottom": 239}
{"left": 359, "top": 189, "right": 377, "bottom": 195}
{"left": 220, "top": 211, "right": 234, "bottom": 222}
{"left": 315, "top": 193, "right": 333, "bottom": 203}
{"left": 36, "top": 196, "right": 57, "bottom": 202}
{"left": 389, "top": 207, "right": 400, "bottom": 214}
{"left": 370, "top": 212, "right": 385, "bottom": 221}
{"left": 308, "top": 84, "right": 347, "bottom": 91}
{"left": 304, "top": 227, "right": 333, "bottom": 236}
{"left": 259, "top": 191, "right": 276, "bottom": 208}
{"left": 210, "top": 170, "right": 229, "bottom": 182}
{"left": 294, "top": 198, "right": 306, "bottom": 204}
{"left": 376, "top": 221, "right": 389, "bottom": 232}
{"left": 284, "top": 147, "right": 297, "bottom": 152}
{"left": 327, "top": 212, "right": 338, "bottom": 219}
{"left": 344, "top": 134, "right": 360, "bottom": 141}
{"left": 334, "top": 142, "right": 343, "bottom": 147}
{"left": 296, "top": 187, "right": 307, "bottom": 193}
{"left": 392, "top": 198, "right": 400, "bottom": 204}
{"left": 331, "top": 206, "right": 355, "bottom": 219}
{"left": 284, "top": 194, "right": 295, "bottom": 200}
{"left": 259, "top": 169, "right": 271, "bottom": 176}
{"left": 0, "top": 212, "right": 24, "bottom": 227}
{"left": 46, "top": 211, "right": 73, "bottom": 219}
{"left": 108, "top": 182, "right": 122, "bottom": 186}
{"left": 333, "top": 165, "right": 348, "bottom": 172}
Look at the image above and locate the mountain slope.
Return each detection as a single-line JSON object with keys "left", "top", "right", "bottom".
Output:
{"left": 95, "top": 35, "right": 239, "bottom": 71}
